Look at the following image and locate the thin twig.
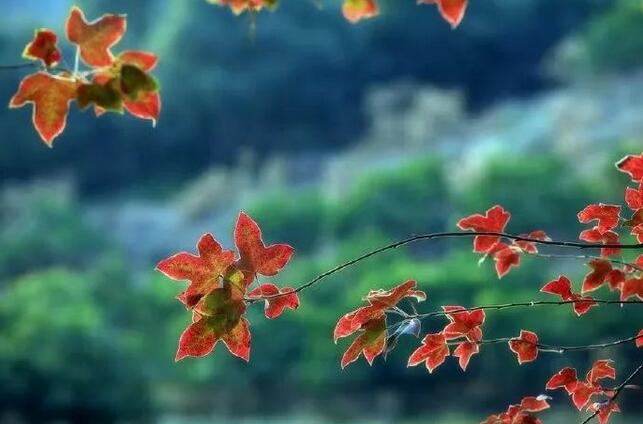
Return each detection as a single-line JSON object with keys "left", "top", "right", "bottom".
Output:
{"left": 0, "top": 62, "right": 38, "bottom": 70}
{"left": 248, "top": 231, "right": 643, "bottom": 301}
{"left": 528, "top": 252, "right": 643, "bottom": 273}
{"left": 445, "top": 334, "right": 643, "bottom": 353}
{"left": 411, "top": 299, "right": 643, "bottom": 321}
{"left": 580, "top": 362, "right": 643, "bottom": 424}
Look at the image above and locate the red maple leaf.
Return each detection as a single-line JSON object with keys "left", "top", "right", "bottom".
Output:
{"left": 508, "top": 330, "right": 539, "bottom": 364}
{"left": 625, "top": 182, "right": 643, "bottom": 210}
{"left": 441, "top": 306, "right": 485, "bottom": 342}
{"left": 487, "top": 242, "right": 521, "bottom": 278}
{"left": 234, "top": 212, "right": 294, "bottom": 288}
{"left": 586, "top": 359, "right": 616, "bottom": 385}
{"left": 636, "top": 329, "right": 643, "bottom": 348}
{"left": 582, "top": 259, "right": 614, "bottom": 294}
{"left": 588, "top": 400, "right": 620, "bottom": 424}
{"left": 420, "top": 0, "right": 469, "bottom": 28}
{"left": 408, "top": 332, "right": 450, "bottom": 373}
{"left": 577, "top": 204, "right": 621, "bottom": 234}
{"left": 616, "top": 153, "right": 643, "bottom": 183}
{"left": 540, "top": 275, "right": 598, "bottom": 316}
{"left": 65, "top": 6, "right": 126, "bottom": 67}
{"left": 481, "top": 395, "right": 550, "bottom": 424}
{"left": 175, "top": 287, "right": 250, "bottom": 361}
{"left": 335, "top": 280, "right": 426, "bottom": 367}
{"left": 546, "top": 367, "right": 578, "bottom": 393}
{"left": 453, "top": 341, "right": 479, "bottom": 371}
{"left": 457, "top": 205, "right": 511, "bottom": 253}
{"left": 514, "top": 230, "right": 550, "bottom": 254}
{"left": 620, "top": 277, "right": 643, "bottom": 301}
{"left": 339, "top": 316, "right": 387, "bottom": 368}
{"left": 579, "top": 227, "right": 621, "bottom": 257}
{"left": 247, "top": 283, "right": 300, "bottom": 319}
{"left": 23, "top": 29, "right": 62, "bottom": 67}
{"left": 156, "top": 233, "right": 235, "bottom": 308}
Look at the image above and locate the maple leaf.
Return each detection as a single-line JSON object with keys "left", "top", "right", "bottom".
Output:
{"left": 364, "top": 279, "right": 427, "bottom": 309}
{"left": 620, "top": 277, "right": 643, "bottom": 301}
{"left": 616, "top": 153, "right": 643, "bottom": 182}
{"left": 453, "top": 341, "right": 479, "bottom": 371}
{"left": 514, "top": 230, "right": 550, "bottom": 254}
{"left": 9, "top": 72, "right": 78, "bottom": 146}
{"left": 636, "top": 329, "right": 643, "bottom": 348}
{"left": 335, "top": 280, "right": 425, "bottom": 367}
{"left": 487, "top": 242, "right": 521, "bottom": 278}
{"left": 90, "top": 51, "right": 161, "bottom": 124}
{"left": 586, "top": 359, "right": 616, "bottom": 385}
{"left": 408, "top": 333, "right": 450, "bottom": 373}
{"left": 156, "top": 233, "right": 236, "bottom": 308}
{"left": 441, "top": 306, "right": 485, "bottom": 342}
{"left": 234, "top": 212, "right": 294, "bottom": 289}
{"left": 546, "top": 367, "right": 578, "bottom": 393}
{"left": 457, "top": 205, "right": 511, "bottom": 253}
{"left": 519, "top": 396, "right": 551, "bottom": 413}
{"left": 579, "top": 227, "right": 621, "bottom": 257}
{"left": 508, "top": 330, "right": 539, "bottom": 364}
{"left": 540, "top": 275, "right": 597, "bottom": 316}
{"left": 481, "top": 395, "right": 550, "bottom": 424}
{"left": 247, "top": 283, "right": 300, "bottom": 319}
{"left": 340, "top": 316, "right": 386, "bottom": 368}
{"left": 23, "top": 29, "right": 62, "bottom": 67}
{"left": 569, "top": 381, "right": 599, "bottom": 410}
{"left": 588, "top": 400, "right": 620, "bottom": 424}
{"left": 577, "top": 204, "right": 621, "bottom": 234}
{"left": 208, "top": 0, "right": 278, "bottom": 15}
{"left": 65, "top": 6, "right": 126, "bottom": 68}
{"left": 420, "top": 0, "right": 469, "bottom": 28}
{"left": 582, "top": 259, "right": 614, "bottom": 294}
{"left": 625, "top": 183, "right": 643, "bottom": 210}
{"left": 342, "top": 0, "right": 379, "bottom": 23}
{"left": 176, "top": 286, "right": 250, "bottom": 361}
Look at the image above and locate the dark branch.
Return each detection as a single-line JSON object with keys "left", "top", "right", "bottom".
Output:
{"left": 412, "top": 299, "right": 643, "bottom": 321}
{"left": 446, "top": 334, "right": 643, "bottom": 353}
{"left": 0, "top": 62, "right": 38, "bottom": 70}
{"left": 248, "top": 231, "right": 643, "bottom": 301}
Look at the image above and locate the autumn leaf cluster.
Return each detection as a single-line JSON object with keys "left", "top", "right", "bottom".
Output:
{"left": 208, "top": 0, "right": 469, "bottom": 27}
{"left": 10, "top": 7, "right": 161, "bottom": 146}
{"left": 157, "top": 212, "right": 298, "bottom": 361}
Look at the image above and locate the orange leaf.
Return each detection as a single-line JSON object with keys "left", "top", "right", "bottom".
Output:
{"left": 421, "top": 0, "right": 469, "bottom": 28}
{"left": 65, "top": 6, "right": 126, "bottom": 67}
{"left": 9, "top": 72, "right": 78, "bottom": 146}
{"left": 156, "top": 233, "right": 236, "bottom": 308}
{"left": 342, "top": 0, "right": 379, "bottom": 23}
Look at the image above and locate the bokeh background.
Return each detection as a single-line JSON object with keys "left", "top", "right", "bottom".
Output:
{"left": 1, "top": 0, "right": 642, "bottom": 423}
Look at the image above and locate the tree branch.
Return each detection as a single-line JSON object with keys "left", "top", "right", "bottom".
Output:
{"left": 446, "top": 334, "right": 643, "bottom": 354}
{"left": 411, "top": 299, "right": 643, "bottom": 321}
{"left": 247, "top": 231, "right": 643, "bottom": 301}
{"left": 0, "top": 62, "right": 38, "bottom": 70}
